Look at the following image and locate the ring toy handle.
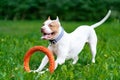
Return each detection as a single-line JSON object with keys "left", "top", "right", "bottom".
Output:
{"left": 23, "top": 46, "right": 55, "bottom": 73}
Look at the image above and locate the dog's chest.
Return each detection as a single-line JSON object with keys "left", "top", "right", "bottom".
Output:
{"left": 49, "top": 44, "right": 60, "bottom": 55}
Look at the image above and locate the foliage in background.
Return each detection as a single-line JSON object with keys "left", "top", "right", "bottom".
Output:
{"left": 0, "top": 0, "right": 120, "bottom": 21}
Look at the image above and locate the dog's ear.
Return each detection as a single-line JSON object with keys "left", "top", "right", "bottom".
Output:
{"left": 56, "top": 16, "right": 59, "bottom": 21}
{"left": 48, "top": 16, "right": 51, "bottom": 20}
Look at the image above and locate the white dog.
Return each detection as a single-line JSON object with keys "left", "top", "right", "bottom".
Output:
{"left": 33, "top": 10, "right": 111, "bottom": 73}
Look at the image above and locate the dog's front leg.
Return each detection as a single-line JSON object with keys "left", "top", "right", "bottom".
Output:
{"left": 54, "top": 51, "right": 67, "bottom": 69}
{"left": 35, "top": 53, "right": 66, "bottom": 72}
{"left": 33, "top": 55, "right": 48, "bottom": 72}
{"left": 55, "top": 58, "right": 65, "bottom": 70}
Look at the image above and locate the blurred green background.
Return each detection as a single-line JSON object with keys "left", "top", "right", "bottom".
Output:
{"left": 0, "top": 0, "right": 120, "bottom": 21}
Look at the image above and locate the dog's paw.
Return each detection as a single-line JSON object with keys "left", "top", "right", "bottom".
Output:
{"left": 30, "top": 70, "right": 39, "bottom": 73}
{"left": 72, "top": 61, "right": 77, "bottom": 64}
{"left": 30, "top": 70, "right": 47, "bottom": 74}
{"left": 38, "top": 69, "right": 49, "bottom": 74}
{"left": 38, "top": 71, "right": 46, "bottom": 74}
{"left": 92, "top": 59, "right": 95, "bottom": 63}
{"left": 30, "top": 69, "right": 49, "bottom": 74}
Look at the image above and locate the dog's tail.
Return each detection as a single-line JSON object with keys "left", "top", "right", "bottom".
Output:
{"left": 91, "top": 10, "right": 111, "bottom": 28}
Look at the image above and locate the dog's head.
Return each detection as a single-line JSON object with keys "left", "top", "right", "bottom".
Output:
{"left": 41, "top": 16, "right": 61, "bottom": 40}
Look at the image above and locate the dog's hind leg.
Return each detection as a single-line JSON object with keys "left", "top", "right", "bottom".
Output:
{"left": 89, "top": 42, "right": 97, "bottom": 63}
{"left": 72, "top": 56, "right": 78, "bottom": 64}
{"left": 89, "top": 30, "right": 97, "bottom": 63}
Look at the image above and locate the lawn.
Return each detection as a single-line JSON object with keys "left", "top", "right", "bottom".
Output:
{"left": 0, "top": 20, "right": 120, "bottom": 80}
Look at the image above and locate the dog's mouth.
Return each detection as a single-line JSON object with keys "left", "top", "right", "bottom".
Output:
{"left": 41, "top": 32, "right": 56, "bottom": 40}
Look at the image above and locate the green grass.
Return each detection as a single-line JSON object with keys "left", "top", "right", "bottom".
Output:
{"left": 0, "top": 20, "right": 120, "bottom": 80}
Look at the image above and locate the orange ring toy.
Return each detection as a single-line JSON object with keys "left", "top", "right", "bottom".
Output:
{"left": 23, "top": 46, "right": 55, "bottom": 73}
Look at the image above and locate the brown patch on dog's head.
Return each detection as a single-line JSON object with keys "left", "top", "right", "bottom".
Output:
{"left": 48, "top": 21, "right": 59, "bottom": 35}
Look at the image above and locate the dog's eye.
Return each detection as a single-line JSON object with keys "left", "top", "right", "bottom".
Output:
{"left": 49, "top": 24, "right": 53, "bottom": 27}
{"left": 43, "top": 23, "right": 45, "bottom": 26}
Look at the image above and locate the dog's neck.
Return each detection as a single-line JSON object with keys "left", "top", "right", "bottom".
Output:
{"left": 49, "top": 26, "right": 64, "bottom": 44}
